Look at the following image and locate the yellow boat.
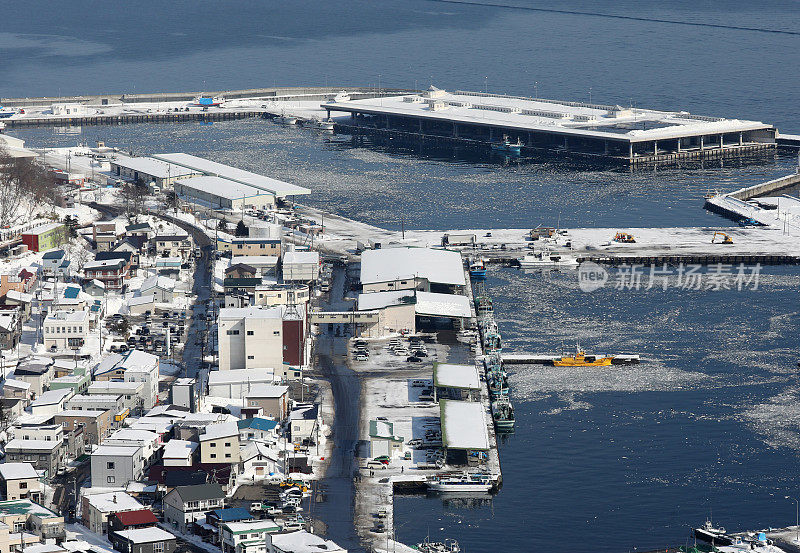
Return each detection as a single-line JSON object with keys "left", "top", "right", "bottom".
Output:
{"left": 553, "top": 345, "right": 613, "bottom": 367}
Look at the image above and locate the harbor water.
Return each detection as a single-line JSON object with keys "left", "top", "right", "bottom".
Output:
{"left": 6, "top": 1, "right": 800, "bottom": 551}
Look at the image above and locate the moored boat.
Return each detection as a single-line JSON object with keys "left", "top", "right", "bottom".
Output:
{"left": 491, "top": 135, "right": 523, "bottom": 154}
{"left": 519, "top": 249, "right": 579, "bottom": 269}
{"left": 274, "top": 112, "right": 298, "bottom": 125}
{"left": 492, "top": 397, "right": 515, "bottom": 431}
{"left": 693, "top": 519, "right": 733, "bottom": 545}
{"left": 192, "top": 95, "right": 224, "bottom": 107}
{"left": 553, "top": 345, "right": 613, "bottom": 367}
{"left": 427, "top": 472, "right": 492, "bottom": 493}
{"left": 469, "top": 258, "right": 487, "bottom": 280}
{"left": 309, "top": 117, "right": 335, "bottom": 130}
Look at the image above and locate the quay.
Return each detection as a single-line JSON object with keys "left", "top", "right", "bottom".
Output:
{"left": 0, "top": 86, "right": 411, "bottom": 129}
{"left": 502, "top": 353, "right": 640, "bottom": 365}
{"left": 324, "top": 87, "right": 777, "bottom": 165}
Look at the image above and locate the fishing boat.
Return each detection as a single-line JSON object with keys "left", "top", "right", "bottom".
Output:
{"left": 192, "top": 96, "right": 224, "bottom": 107}
{"left": 415, "top": 539, "right": 461, "bottom": 552}
{"left": 492, "top": 397, "right": 515, "bottom": 431}
{"left": 469, "top": 258, "right": 487, "bottom": 280}
{"left": 519, "top": 249, "right": 579, "bottom": 269}
{"left": 717, "top": 534, "right": 784, "bottom": 553}
{"left": 693, "top": 519, "right": 733, "bottom": 545}
{"left": 552, "top": 345, "right": 613, "bottom": 367}
{"left": 490, "top": 135, "right": 523, "bottom": 155}
{"left": 274, "top": 112, "right": 298, "bottom": 125}
{"left": 427, "top": 472, "right": 492, "bottom": 493}
{"left": 0, "top": 108, "right": 15, "bottom": 119}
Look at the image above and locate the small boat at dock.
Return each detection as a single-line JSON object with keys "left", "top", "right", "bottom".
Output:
{"left": 492, "top": 397, "right": 515, "bottom": 431}
{"left": 468, "top": 258, "right": 487, "bottom": 280}
{"left": 427, "top": 472, "right": 492, "bottom": 493}
{"left": 192, "top": 95, "right": 224, "bottom": 107}
{"left": 519, "top": 249, "right": 579, "bottom": 269}
{"left": 553, "top": 345, "right": 613, "bottom": 367}
{"left": 308, "top": 117, "right": 335, "bottom": 130}
{"left": 693, "top": 519, "right": 733, "bottom": 545}
{"left": 415, "top": 538, "right": 462, "bottom": 552}
{"left": 491, "top": 135, "right": 523, "bottom": 155}
{"left": 274, "top": 112, "right": 298, "bottom": 125}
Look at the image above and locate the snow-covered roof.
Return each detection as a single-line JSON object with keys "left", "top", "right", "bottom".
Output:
{"left": 127, "top": 295, "right": 155, "bottom": 307}
{"left": 223, "top": 518, "right": 279, "bottom": 533}
{"left": 162, "top": 439, "right": 197, "bottom": 459}
{"left": 113, "top": 527, "right": 175, "bottom": 544}
{"left": 433, "top": 362, "right": 481, "bottom": 390}
{"left": 200, "top": 421, "right": 239, "bottom": 441}
{"left": 5, "top": 290, "right": 33, "bottom": 303}
{"left": 5, "top": 439, "right": 61, "bottom": 451}
{"left": 230, "top": 255, "right": 279, "bottom": 267}
{"left": 207, "top": 368, "right": 275, "bottom": 386}
{"left": 357, "top": 290, "right": 414, "bottom": 311}
{"left": 282, "top": 251, "right": 319, "bottom": 265}
{"left": 29, "top": 388, "right": 72, "bottom": 407}
{"left": 85, "top": 491, "right": 143, "bottom": 513}
{"left": 141, "top": 275, "right": 176, "bottom": 292}
{"left": 91, "top": 445, "right": 141, "bottom": 457}
{"left": 360, "top": 247, "right": 465, "bottom": 286}
{"left": 105, "top": 428, "right": 158, "bottom": 443}
{"left": 153, "top": 153, "right": 311, "bottom": 197}
{"left": 110, "top": 155, "right": 198, "bottom": 180}
{"left": 325, "top": 90, "right": 775, "bottom": 143}
{"left": 245, "top": 384, "right": 288, "bottom": 398}
{"left": 45, "top": 310, "right": 89, "bottom": 323}
{"left": 415, "top": 291, "right": 471, "bottom": 318}
{"left": 218, "top": 305, "right": 283, "bottom": 320}
{"left": 3, "top": 379, "right": 30, "bottom": 390}
{"left": 439, "top": 399, "right": 489, "bottom": 450}
{"left": 0, "top": 462, "right": 38, "bottom": 480}
{"left": 83, "top": 259, "right": 125, "bottom": 270}
{"left": 269, "top": 530, "right": 345, "bottom": 553}
{"left": 175, "top": 175, "right": 275, "bottom": 202}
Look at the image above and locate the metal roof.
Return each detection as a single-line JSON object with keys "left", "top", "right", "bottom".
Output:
{"left": 433, "top": 362, "right": 481, "bottom": 390}
{"left": 175, "top": 175, "right": 275, "bottom": 202}
{"left": 439, "top": 399, "right": 489, "bottom": 451}
{"left": 360, "top": 247, "right": 466, "bottom": 286}
{"left": 111, "top": 155, "right": 198, "bottom": 180}
{"left": 153, "top": 153, "right": 310, "bottom": 197}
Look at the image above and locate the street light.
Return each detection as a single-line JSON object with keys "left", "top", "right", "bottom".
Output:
{"left": 786, "top": 496, "right": 799, "bottom": 542}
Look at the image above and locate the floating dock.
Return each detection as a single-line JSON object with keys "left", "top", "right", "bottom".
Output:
{"left": 323, "top": 87, "right": 777, "bottom": 165}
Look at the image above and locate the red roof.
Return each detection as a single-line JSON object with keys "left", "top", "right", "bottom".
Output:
{"left": 113, "top": 509, "right": 158, "bottom": 526}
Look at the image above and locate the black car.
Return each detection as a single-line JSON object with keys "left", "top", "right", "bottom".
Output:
{"left": 406, "top": 356, "right": 423, "bottom": 363}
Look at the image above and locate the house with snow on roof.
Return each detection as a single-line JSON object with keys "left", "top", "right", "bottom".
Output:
{"left": 0, "top": 463, "right": 42, "bottom": 502}
{"left": 199, "top": 422, "right": 240, "bottom": 464}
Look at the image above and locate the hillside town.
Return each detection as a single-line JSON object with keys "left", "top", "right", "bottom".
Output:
{"left": 0, "top": 136, "right": 350, "bottom": 553}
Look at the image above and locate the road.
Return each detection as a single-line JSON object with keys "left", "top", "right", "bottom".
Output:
{"left": 312, "top": 263, "right": 366, "bottom": 552}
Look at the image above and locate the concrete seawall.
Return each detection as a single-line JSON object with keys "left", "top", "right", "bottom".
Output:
{"left": 728, "top": 170, "right": 800, "bottom": 200}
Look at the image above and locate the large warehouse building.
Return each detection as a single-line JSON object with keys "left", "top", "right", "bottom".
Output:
{"left": 323, "top": 87, "right": 777, "bottom": 165}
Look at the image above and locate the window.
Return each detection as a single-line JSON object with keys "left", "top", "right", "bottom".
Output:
{"left": 210, "top": 453, "right": 216, "bottom": 459}
{"left": 107, "top": 476, "right": 115, "bottom": 484}
{"left": 225, "top": 453, "right": 231, "bottom": 459}
{"left": 226, "top": 329, "right": 240, "bottom": 335}
{"left": 210, "top": 442, "right": 216, "bottom": 447}
{"left": 247, "top": 355, "right": 254, "bottom": 360}
{"left": 153, "top": 542, "right": 164, "bottom": 553}
{"left": 246, "top": 331, "right": 254, "bottom": 336}
{"left": 224, "top": 442, "right": 231, "bottom": 447}
{"left": 107, "top": 462, "right": 115, "bottom": 469}
{"left": 19, "top": 482, "right": 26, "bottom": 489}
{"left": 273, "top": 331, "right": 280, "bottom": 335}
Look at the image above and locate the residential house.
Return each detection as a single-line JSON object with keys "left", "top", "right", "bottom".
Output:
{"left": 217, "top": 307, "right": 284, "bottom": 371}
{"left": 12, "top": 357, "right": 54, "bottom": 396}
{"left": 90, "top": 445, "right": 144, "bottom": 488}
{"left": 94, "top": 350, "right": 159, "bottom": 410}
{"left": 83, "top": 259, "right": 129, "bottom": 290}
{"left": 224, "top": 264, "right": 256, "bottom": 280}
{"left": 53, "top": 409, "right": 114, "bottom": 445}
{"left": 126, "top": 295, "right": 154, "bottom": 316}
{"left": 152, "top": 235, "right": 191, "bottom": 260}
{"left": 83, "top": 279, "right": 106, "bottom": 298}
{"left": 237, "top": 417, "right": 279, "bottom": 443}
{"left": 288, "top": 404, "right": 318, "bottom": 445}
{"left": 48, "top": 365, "right": 91, "bottom": 395}
{"left": 169, "top": 378, "right": 198, "bottom": 412}
{"left": 205, "top": 508, "right": 253, "bottom": 531}
{"left": 221, "top": 519, "right": 279, "bottom": 553}
{"left": 207, "top": 369, "right": 275, "bottom": 400}
{"left": 42, "top": 250, "right": 67, "bottom": 274}
{"left": 266, "top": 531, "right": 346, "bottom": 553}
{"left": 217, "top": 236, "right": 281, "bottom": 257}
{"left": 65, "top": 394, "right": 126, "bottom": 417}
{"left": 162, "top": 440, "right": 197, "bottom": 467}
{"left": 243, "top": 385, "right": 288, "bottom": 421}
{"left": 111, "top": 240, "right": 143, "bottom": 270}
{"left": 28, "top": 388, "right": 73, "bottom": 416}
{"left": 0, "top": 463, "right": 41, "bottom": 502}
{"left": 96, "top": 251, "right": 136, "bottom": 277}
{"left": 0, "top": 310, "right": 20, "bottom": 350}
{"left": 21, "top": 223, "right": 67, "bottom": 253}
{"left": 239, "top": 442, "right": 280, "bottom": 481}
{"left": 2, "top": 379, "right": 31, "bottom": 402}
{"left": 93, "top": 222, "right": 122, "bottom": 252}
{"left": 163, "top": 483, "right": 225, "bottom": 533}
{"left": 139, "top": 276, "right": 175, "bottom": 303}
{"left": 82, "top": 491, "right": 144, "bottom": 534}
{"left": 229, "top": 256, "right": 278, "bottom": 277}
{"left": 110, "top": 527, "right": 176, "bottom": 553}
{"left": 103, "top": 428, "right": 162, "bottom": 467}
{"left": 4, "top": 439, "right": 62, "bottom": 476}
{"left": 109, "top": 509, "right": 158, "bottom": 533}
{"left": 87, "top": 381, "right": 146, "bottom": 414}
{"left": 4, "top": 290, "right": 33, "bottom": 320}
{"left": 124, "top": 223, "right": 153, "bottom": 242}
{"left": 42, "top": 310, "right": 90, "bottom": 351}
{"left": 198, "top": 422, "right": 240, "bottom": 464}
{"left": 281, "top": 251, "right": 319, "bottom": 283}
{"left": 0, "top": 499, "right": 65, "bottom": 542}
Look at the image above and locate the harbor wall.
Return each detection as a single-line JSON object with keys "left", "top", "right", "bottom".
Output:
{"left": 728, "top": 171, "right": 800, "bottom": 200}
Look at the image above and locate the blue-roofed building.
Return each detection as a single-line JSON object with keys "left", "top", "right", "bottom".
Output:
{"left": 237, "top": 417, "right": 279, "bottom": 442}
{"left": 63, "top": 285, "right": 80, "bottom": 300}
{"left": 206, "top": 508, "right": 254, "bottom": 529}
{"left": 42, "top": 249, "right": 66, "bottom": 273}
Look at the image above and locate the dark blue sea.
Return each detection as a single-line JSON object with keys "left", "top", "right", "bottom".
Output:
{"left": 5, "top": 2, "right": 800, "bottom": 552}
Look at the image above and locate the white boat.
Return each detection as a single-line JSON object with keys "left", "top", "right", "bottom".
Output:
{"left": 274, "top": 112, "right": 298, "bottom": 125}
{"left": 309, "top": 118, "right": 335, "bottom": 130}
{"left": 717, "top": 533, "right": 786, "bottom": 553}
{"left": 519, "top": 249, "right": 579, "bottom": 269}
{"left": 427, "top": 472, "right": 492, "bottom": 493}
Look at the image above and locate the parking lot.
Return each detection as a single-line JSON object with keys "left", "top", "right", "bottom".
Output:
{"left": 106, "top": 307, "right": 192, "bottom": 357}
